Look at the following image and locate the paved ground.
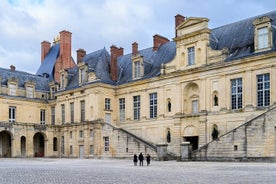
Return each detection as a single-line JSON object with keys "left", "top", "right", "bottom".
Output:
{"left": 0, "top": 158, "right": 275, "bottom": 184}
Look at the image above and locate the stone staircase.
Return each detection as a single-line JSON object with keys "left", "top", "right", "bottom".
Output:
{"left": 192, "top": 106, "right": 276, "bottom": 162}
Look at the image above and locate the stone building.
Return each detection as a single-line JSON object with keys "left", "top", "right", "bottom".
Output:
{"left": 1, "top": 11, "right": 276, "bottom": 161}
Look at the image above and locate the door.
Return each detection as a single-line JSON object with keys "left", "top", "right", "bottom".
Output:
{"left": 79, "top": 145, "right": 84, "bottom": 158}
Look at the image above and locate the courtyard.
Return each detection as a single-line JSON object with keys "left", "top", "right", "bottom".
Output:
{"left": 0, "top": 158, "right": 275, "bottom": 184}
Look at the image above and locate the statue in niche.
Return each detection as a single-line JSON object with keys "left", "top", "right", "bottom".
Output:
{"left": 167, "top": 130, "right": 171, "bottom": 143}
{"left": 214, "top": 95, "right": 218, "bottom": 106}
{"left": 168, "top": 100, "right": 171, "bottom": 112}
{"left": 211, "top": 127, "right": 219, "bottom": 140}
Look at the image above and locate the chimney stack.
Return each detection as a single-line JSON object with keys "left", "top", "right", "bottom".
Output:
{"left": 59, "top": 30, "right": 73, "bottom": 69}
{"left": 175, "top": 14, "right": 185, "bottom": 37}
{"left": 41, "top": 41, "right": 51, "bottom": 63}
{"left": 132, "top": 42, "right": 138, "bottom": 55}
{"left": 10, "top": 65, "right": 16, "bottom": 71}
{"left": 77, "top": 49, "right": 86, "bottom": 64}
{"left": 110, "top": 45, "right": 124, "bottom": 82}
{"left": 153, "top": 34, "right": 170, "bottom": 51}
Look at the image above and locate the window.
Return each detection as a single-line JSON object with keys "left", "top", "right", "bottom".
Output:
{"left": 70, "top": 131, "right": 73, "bottom": 139}
{"left": 188, "top": 47, "right": 195, "bottom": 66}
{"left": 149, "top": 93, "right": 157, "bottom": 118}
{"left": 70, "top": 102, "right": 74, "bottom": 123}
{"left": 104, "top": 137, "right": 109, "bottom": 152}
{"left": 61, "top": 136, "right": 65, "bottom": 154}
{"left": 80, "top": 100, "right": 85, "bottom": 122}
{"left": 105, "top": 113, "right": 111, "bottom": 123}
{"left": 105, "top": 98, "right": 111, "bottom": 110}
{"left": 26, "top": 86, "right": 34, "bottom": 98}
{"left": 257, "top": 27, "right": 269, "bottom": 49}
{"left": 79, "top": 130, "right": 83, "bottom": 138}
{"left": 257, "top": 73, "right": 270, "bottom": 107}
{"left": 9, "top": 83, "right": 16, "bottom": 96}
{"left": 119, "top": 98, "right": 125, "bottom": 122}
{"left": 9, "top": 106, "right": 16, "bottom": 122}
{"left": 192, "top": 100, "right": 198, "bottom": 114}
{"left": 53, "top": 137, "right": 58, "bottom": 151}
{"left": 51, "top": 107, "right": 55, "bottom": 125}
{"left": 60, "top": 74, "right": 65, "bottom": 89}
{"left": 90, "top": 129, "right": 93, "bottom": 138}
{"left": 134, "top": 61, "right": 141, "bottom": 78}
{"left": 80, "top": 68, "right": 86, "bottom": 83}
{"left": 231, "top": 78, "right": 243, "bottom": 110}
{"left": 133, "top": 95, "right": 140, "bottom": 120}
{"left": 40, "top": 109, "right": 45, "bottom": 125}
{"left": 61, "top": 104, "right": 65, "bottom": 124}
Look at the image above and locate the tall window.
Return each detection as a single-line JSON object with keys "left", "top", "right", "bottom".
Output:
{"left": 26, "top": 86, "right": 34, "bottom": 98}
{"left": 188, "top": 47, "right": 195, "bottom": 66}
{"left": 9, "top": 84, "right": 16, "bottom": 96}
{"left": 51, "top": 107, "right": 55, "bottom": 125}
{"left": 79, "top": 130, "right": 83, "bottom": 138}
{"left": 133, "top": 95, "right": 140, "bottom": 120}
{"left": 40, "top": 109, "right": 45, "bottom": 124}
{"left": 149, "top": 93, "right": 157, "bottom": 118}
{"left": 60, "top": 74, "right": 65, "bottom": 89}
{"left": 70, "top": 102, "right": 74, "bottom": 123}
{"left": 80, "top": 100, "right": 85, "bottom": 122}
{"left": 53, "top": 137, "right": 58, "bottom": 151}
{"left": 61, "top": 104, "right": 65, "bottom": 124}
{"left": 104, "top": 137, "right": 109, "bottom": 152}
{"left": 231, "top": 78, "right": 243, "bottom": 110}
{"left": 257, "top": 73, "right": 270, "bottom": 107}
{"left": 105, "top": 98, "right": 111, "bottom": 110}
{"left": 119, "top": 98, "right": 125, "bottom": 122}
{"left": 257, "top": 27, "right": 269, "bottom": 49}
{"left": 192, "top": 100, "right": 198, "bottom": 114}
{"left": 9, "top": 106, "right": 16, "bottom": 122}
{"left": 80, "top": 68, "right": 86, "bottom": 83}
{"left": 134, "top": 61, "right": 141, "bottom": 78}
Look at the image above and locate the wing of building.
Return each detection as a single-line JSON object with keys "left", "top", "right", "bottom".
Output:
{"left": 1, "top": 11, "right": 276, "bottom": 161}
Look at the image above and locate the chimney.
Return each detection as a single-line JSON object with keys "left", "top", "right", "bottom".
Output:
{"left": 10, "top": 65, "right": 16, "bottom": 71}
{"left": 175, "top": 14, "right": 185, "bottom": 37}
{"left": 110, "top": 45, "right": 124, "bottom": 82}
{"left": 132, "top": 42, "right": 138, "bottom": 55}
{"left": 41, "top": 41, "right": 51, "bottom": 63}
{"left": 153, "top": 34, "right": 170, "bottom": 51}
{"left": 76, "top": 48, "right": 86, "bottom": 64}
{"left": 59, "top": 30, "right": 73, "bottom": 69}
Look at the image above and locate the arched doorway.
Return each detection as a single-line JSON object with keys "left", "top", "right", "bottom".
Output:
{"left": 0, "top": 131, "right": 12, "bottom": 157}
{"left": 21, "top": 136, "right": 26, "bottom": 157}
{"left": 33, "top": 132, "right": 45, "bottom": 157}
{"left": 183, "top": 125, "right": 199, "bottom": 151}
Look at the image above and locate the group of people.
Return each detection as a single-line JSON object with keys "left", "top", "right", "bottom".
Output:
{"left": 133, "top": 152, "right": 151, "bottom": 166}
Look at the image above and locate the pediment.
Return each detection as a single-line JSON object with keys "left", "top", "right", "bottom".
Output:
{"left": 177, "top": 17, "right": 209, "bottom": 30}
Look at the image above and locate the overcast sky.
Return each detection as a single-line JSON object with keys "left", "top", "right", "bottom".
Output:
{"left": 0, "top": 0, "right": 275, "bottom": 74}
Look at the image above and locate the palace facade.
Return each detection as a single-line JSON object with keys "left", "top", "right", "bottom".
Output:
{"left": 1, "top": 11, "right": 276, "bottom": 161}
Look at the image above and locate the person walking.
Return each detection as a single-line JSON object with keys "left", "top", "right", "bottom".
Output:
{"left": 146, "top": 154, "right": 151, "bottom": 166}
{"left": 138, "top": 152, "right": 144, "bottom": 166}
{"left": 133, "top": 154, "right": 138, "bottom": 166}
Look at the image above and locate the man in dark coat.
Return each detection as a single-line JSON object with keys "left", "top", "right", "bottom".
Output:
{"left": 138, "top": 152, "right": 144, "bottom": 166}
{"left": 133, "top": 154, "right": 138, "bottom": 166}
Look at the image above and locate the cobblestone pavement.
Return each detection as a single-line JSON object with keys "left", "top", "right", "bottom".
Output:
{"left": 0, "top": 158, "right": 276, "bottom": 184}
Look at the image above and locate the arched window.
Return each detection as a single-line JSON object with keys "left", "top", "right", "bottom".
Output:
{"left": 53, "top": 137, "right": 58, "bottom": 151}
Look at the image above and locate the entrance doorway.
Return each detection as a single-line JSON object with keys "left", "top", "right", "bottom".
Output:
{"left": 0, "top": 131, "right": 12, "bottom": 157}
{"left": 33, "top": 133, "right": 45, "bottom": 157}
{"left": 184, "top": 136, "right": 199, "bottom": 151}
{"left": 79, "top": 145, "right": 84, "bottom": 158}
{"left": 21, "top": 136, "right": 26, "bottom": 157}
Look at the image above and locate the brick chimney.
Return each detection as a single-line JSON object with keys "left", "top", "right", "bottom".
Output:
{"left": 153, "top": 34, "right": 170, "bottom": 51}
{"left": 41, "top": 41, "right": 51, "bottom": 63}
{"left": 77, "top": 48, "right": 86, "bottom": 64}
{"left": 54, "top": 30, "right": 76, "bottom": 82}
{"left": 10, "top": 65, "right": 16, "bottom": 71}
{"left": 110, "top": 45, "right": 124, "bottom": 82}
{"left": 175, "top": 14, "right": 185, "bottom": 37}
{"left": 132, "top": 42, "right": 138, "bottom": 55}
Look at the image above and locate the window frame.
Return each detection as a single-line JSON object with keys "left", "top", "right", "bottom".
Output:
{"left": 119, "top": 98, "right": 125, "bottom": 122}
{"left": 257, "top": 73, "right": 270, "bottom": 107}
{"left": 231, "top": 78, "right": 243, "bottom": 110}
{"left": 80, "top": 100, "right": 85, "bottom": 122}
{"left": 9, "top": 106, "right": 16, "bottom": 123}
{"left": 105, "top": 98, "right": 111, "bottom": 110}
{"left": 133, "top": 95, "right": 141, "bottom": 120}
{"left": 187, "top": 46, "right": 195, "bottom": 66}
{"left": 149, "top": 92, "right": 158, "bottom": 118}
{"left": 40, "top": 109, "right": 45, "bottom": 125}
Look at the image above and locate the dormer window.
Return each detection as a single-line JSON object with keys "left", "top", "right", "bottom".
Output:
{"left": 78, "top": 62, "right": 88, "bottom": 84}
{"left": 134, "top": 61, "right": 141, "bottom": 78}
{"left": 26, "top": 86, "right": 34, "bottom": 98}
{"left": 60, "top": 74, "right": 65, "bottom": 89}
{"left": 253, "top": 16, "right": 272, "bottom": 52}
{"left": 257, "top": 27, "right": 269, "bottom": 49}
{"left": 9, "top": 83, "right": 16, "bottom": 96}
{"left": 188, "top": 46, "right": 195, "bottom": 66}
{"left": 59, "top": 69, "right": 68, "bottom": 89}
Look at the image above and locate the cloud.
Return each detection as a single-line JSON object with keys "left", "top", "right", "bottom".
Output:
{"left": 0, "top": 0, "right": 275, "bottom": 74}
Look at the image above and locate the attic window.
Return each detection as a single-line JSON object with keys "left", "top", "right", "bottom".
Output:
{"left": 253, "top": 16, "right": 272, "bottom": 52}
{"left": 257, "top": 27, "right": 268, "bottom": 49}
{"left": 134, "top": 61, "right": 141, "bottom": 78}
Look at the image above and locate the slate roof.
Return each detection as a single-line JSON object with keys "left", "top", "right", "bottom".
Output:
{"left": 210, "top": 10, "right": 276, "bottom": 60}
{"left": 0, "top": 67, "right": 50, "bottom": 91}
